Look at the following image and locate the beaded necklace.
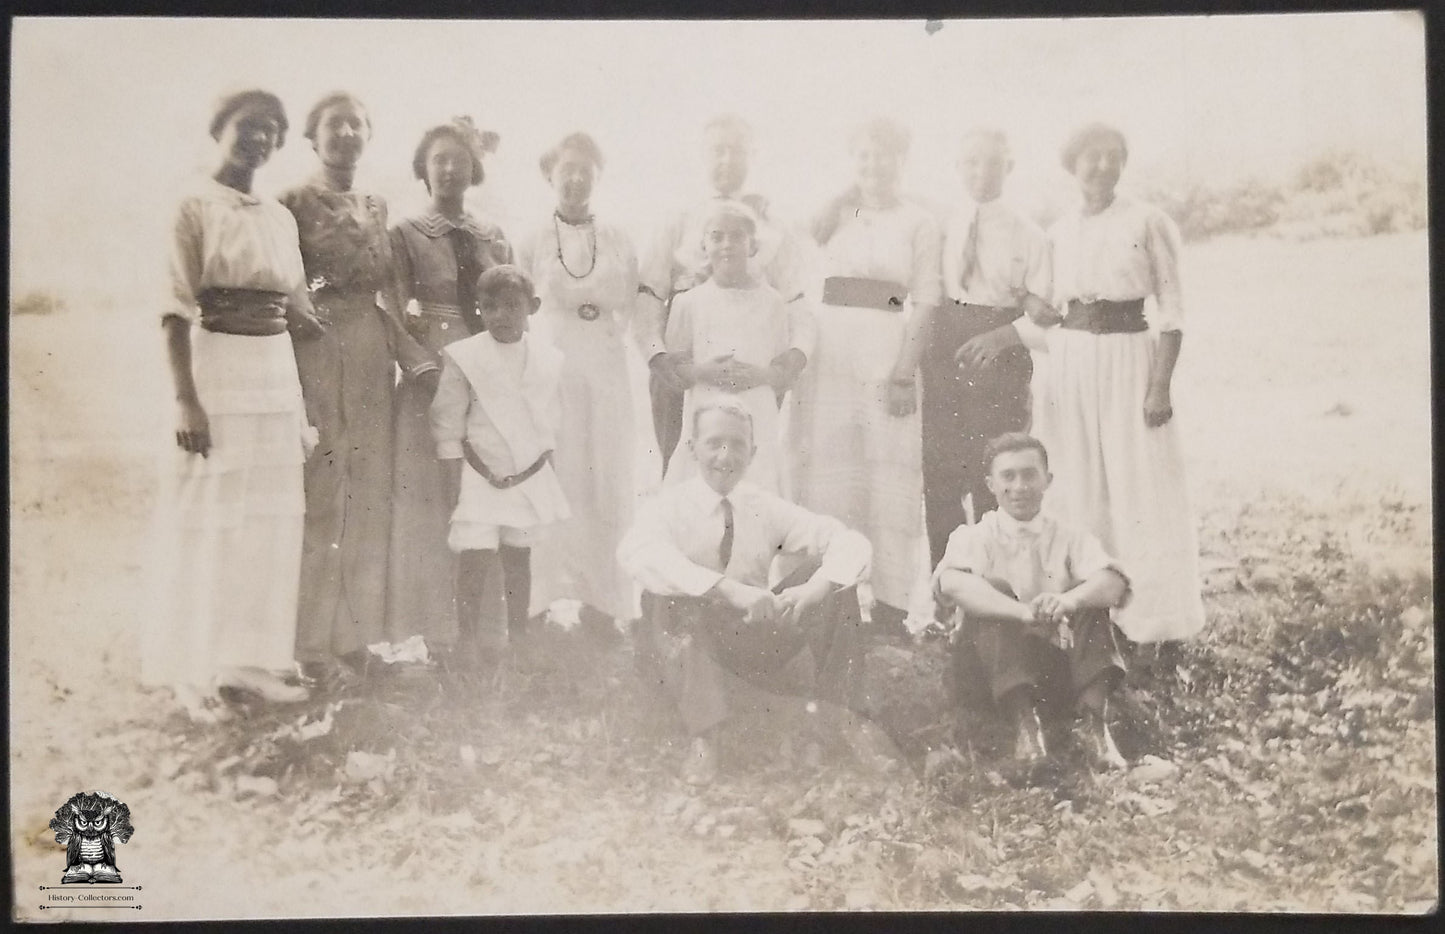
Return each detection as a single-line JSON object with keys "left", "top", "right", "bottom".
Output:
{"left": 553, "top": 210, "right": 597, "bottom": 279}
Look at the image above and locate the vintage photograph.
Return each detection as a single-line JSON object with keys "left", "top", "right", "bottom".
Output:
{"left": 9, "top": 12, "right": 1434, "bottom": 918}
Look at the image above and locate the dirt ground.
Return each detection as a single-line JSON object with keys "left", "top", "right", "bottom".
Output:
{"left": 8, "top": 232, "right": 1434, "bottom": 918}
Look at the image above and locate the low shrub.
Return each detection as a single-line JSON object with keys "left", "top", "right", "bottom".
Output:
{"left": 11, "top": 291, "right": 63, "bottom": 316}
{"left": 1134, "top": 149, "right": 1426, "bottom": 242}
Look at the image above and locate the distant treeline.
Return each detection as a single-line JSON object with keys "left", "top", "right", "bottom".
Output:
{"left": 1127, "top": 149, "right": 1426, "bottom": 242}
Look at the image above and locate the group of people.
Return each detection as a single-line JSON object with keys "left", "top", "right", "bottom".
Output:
{"left": 141, "top": 87, "right": 1207, "bottom": 786}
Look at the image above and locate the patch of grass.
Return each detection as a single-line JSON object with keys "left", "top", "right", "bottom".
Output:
{"left": 115, "top": 490, "right": 1436, "bottom": 911}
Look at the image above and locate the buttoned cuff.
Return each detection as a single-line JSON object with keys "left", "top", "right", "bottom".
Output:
{"left": 436, "top": 441, "right": 464, "bottom": 460}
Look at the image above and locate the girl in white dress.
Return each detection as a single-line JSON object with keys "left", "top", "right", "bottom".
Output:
{"left": 663, "top": 202, "right": 813, "bottom": 495}
{"left": 790, "top": 117, "right": 943, "bottom": 629}
{"left": 517, "top": 132, "right": 644, "bottom": 626}
{"left": 145, "top": 90, "right": 325, "bottom": 709}
{"left": 1000, "top": 123, "right": 1205, "bottom": 645}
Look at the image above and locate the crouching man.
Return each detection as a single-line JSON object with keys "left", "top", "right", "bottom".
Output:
{"left": 618, "top": 397, "right": 875, "bottom": 786}
{"left": 933, "top": 432, "right": 1131, "bottom": 773}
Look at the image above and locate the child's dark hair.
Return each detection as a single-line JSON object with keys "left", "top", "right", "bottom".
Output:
{"left": 982, "top": 432, "right": 1049, "bottom": 473}
{"left": 475, "top": 264, "right": 536, "bottom": 308}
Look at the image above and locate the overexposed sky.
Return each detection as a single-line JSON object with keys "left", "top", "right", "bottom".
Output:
{"left": 9, "top": 13, "right": 1427, "bottom": 304}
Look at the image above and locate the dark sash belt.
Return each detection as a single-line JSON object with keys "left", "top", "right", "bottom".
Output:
{"left": 197, "top": 288, "right": 289, "bottom": 336}
{"left": 1062, "top": 298, "right": 1148, "bottom": 334}
{"left": 822, "top": 276, "right": 908, "bottom": 312}
{"left": 463, "top": 444, "right": 552, "bottom": 490}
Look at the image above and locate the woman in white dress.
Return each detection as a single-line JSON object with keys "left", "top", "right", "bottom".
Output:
{"left": 790, "top": 117, "right": 943, "bottom": 631}
{"left": 981, "top": 122, "right": 1205, "bottom": 645}
{"left": 518, "top": 132, "right": 643, "bottom": 628}
{"left": 144, "top": 90, "right": 325, "bottom": 708}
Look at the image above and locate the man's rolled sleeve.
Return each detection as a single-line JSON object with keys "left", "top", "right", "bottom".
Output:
{"left": 932, "top": 524, "right": 988, "bottom": 590}
{"left": 773, "top": 502, "right": 870, "bottom": 588}
{"left": 1068, "top": 528, "right": 1132, "bottom": 607}
{"left": 617, "top": 498, "right": 725, "bottom": 598}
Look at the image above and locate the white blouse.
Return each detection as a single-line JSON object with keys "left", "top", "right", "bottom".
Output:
{"left": 665, "top": 279, "right": 817, "bottom": 368}
{"left": 516, "top": 217, "right": 640, "bottom": 329}
{"left": 166, "top": 177, "right": 309, "bottom": 323}
{"left": 1048, "top": 193, "right": 1185, "bottom": 332}
{"left": 821, "top": 201, "right": 943, "bottom": 310}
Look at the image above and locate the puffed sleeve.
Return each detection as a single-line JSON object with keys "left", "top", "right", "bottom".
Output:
{"left": 634, "top": 215, "right": 679, "bottom": 359}
{"left": 1021, "top": 217, "right": 1052, "bottom": 306}
{"left": 1011, "top": 218, "right": 1055, "bottom": 353}
{"left": 429, "top": 350, "right": 471, "bottom": 460}
{"left": 764, "top": 221, "right": 809, "bottom": 304}
{"left": 164, "top": 196, "right": 205, "bottom": 324}
{"left": 1145, "top": 206, "right": 1185, "bottom": 332}
{"left": 512, "top": 227, "right": 537, "bottom": 282}
{"left": 609, "top": 225, "right": 643, "bottom": 324}
{"left": 908, "top": 209, "right": 944, "bottom": 310}
{"left": 640, "top": 210, "right": 684, "bottom": 302}
{"left": 276, "top": 209, "right": 315, "bottom": 317}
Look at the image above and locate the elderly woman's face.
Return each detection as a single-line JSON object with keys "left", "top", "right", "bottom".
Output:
{"left": 550, "top": 150, "right": 597, "bottom": 212}
{"left": 313, "top": 101, "right": 369, "bottom": 169}
{"left": 425, "top": 136, "right": 473, "bottom": 199}
{"left": 1071, "top": 139, "right": 1125, "bottom": 201}
{"left": 852, "top": 137, "right": 902, "bottom": 200}
{"left": 218, "top": 102, "right": 282, "bottom": 171}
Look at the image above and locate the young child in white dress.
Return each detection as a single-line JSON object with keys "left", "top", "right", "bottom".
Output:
{"left": 430, "top": 265, "right": 569, "bottom": 668}
{"left": 663, "top": 202, "right": 815, "bottom": 495}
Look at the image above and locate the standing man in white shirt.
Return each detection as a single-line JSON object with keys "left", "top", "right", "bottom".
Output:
{"left": 638, "top": 114, "right": 811, "bottom": 468}
{"left": 617, "top": 398, "right": 878, "bottom": 786}
{"left": 924, "top": 129, "right": 1054, "bottom": 571}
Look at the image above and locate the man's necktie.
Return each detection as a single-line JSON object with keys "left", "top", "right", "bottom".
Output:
{"left": 958, "top": 208, "right": 980, "bottom": 290}
{"left": 718, "top": 497, "right": 734, "bottom": 571}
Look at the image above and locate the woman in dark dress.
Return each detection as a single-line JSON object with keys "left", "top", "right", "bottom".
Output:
{"left": 387, "top": 118, "right": 513, "bottom": 658}
{"left": 280, "top": 92, "right": 436, "bottom": 690}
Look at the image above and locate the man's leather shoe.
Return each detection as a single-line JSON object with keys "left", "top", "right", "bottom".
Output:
{"left": 1080, "top": 706, "right": 1127, "bottom": 771}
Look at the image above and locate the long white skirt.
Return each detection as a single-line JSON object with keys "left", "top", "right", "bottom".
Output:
{"left": 790, "top": 303, "right": 924, "bottom": 612}
{"left": 1032, "top": 329, "right": 1206, "bottom": 643}
{"left": 141, "top": 329, "right": 309, "bottom": 689}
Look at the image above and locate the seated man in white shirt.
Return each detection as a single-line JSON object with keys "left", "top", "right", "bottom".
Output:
{"left": 618, "top": 397, "right": 877, "bottom": 786}
{"left": 933, "top": 432, "right": 1130, "bottom": 775}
